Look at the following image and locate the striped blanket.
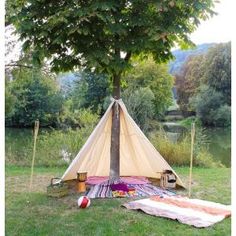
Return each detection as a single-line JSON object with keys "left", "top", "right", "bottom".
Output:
{"left": 123, "top": 196, "right": 231, "bottom": 228}
{"left": 86, "top": 182, "right": 176, "bottom": 199}
{"left": 86, "top": 176, "right": 150, "bottom": 185}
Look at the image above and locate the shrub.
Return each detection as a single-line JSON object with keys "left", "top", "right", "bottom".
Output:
{"left": 122, "top": 87, "right": 155, "bottom": 132}
{"left": 6, "top": 68, "right": 63, "bottom": 127}
{"left": 150, "top": 131, "right": 191, "bottom": 166}
{"left": 57, "top": 102, "right": 99, "bottom": 129}
{"left": 150, "top": 129, "right": 222, "bottom": 167}
{"left": 191, "top": 85, "right": 231, "bottom": 127}
{"left": 35, "top": 127, "right": 94, "bottom": 167}
{"left": 195, "top": 149, "right": 224, "bottom": 168}
{"left": 212, "top": 105, "right": 231, "bottom": 127}
{"left": 5, "top": 128, "right": 33, "bottom": 166}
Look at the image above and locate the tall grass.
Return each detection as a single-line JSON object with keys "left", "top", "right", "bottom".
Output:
{"left": 6, "top": 121, "right": 223, "bottom": 168}
{"left": 150, "top": 128, "right": 223, "bottom": 167}
{"left": 5, "top": 128, "right": 33, "bottom": 166}
{"left": 5, "top": 127, "right": 94, "bottom": 167}
{"left": 5, "top": 109, "right": 99, "bottom": 167}
{"left": 36, "top": 127, "right": 94, "bottom": 167}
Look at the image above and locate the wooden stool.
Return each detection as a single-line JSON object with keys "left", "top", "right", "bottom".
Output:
{"left": 77, "top": 181, "right": 86, "bottom": 193}
{"left": 77, "top": 172, "right": 87, "bottom": 193}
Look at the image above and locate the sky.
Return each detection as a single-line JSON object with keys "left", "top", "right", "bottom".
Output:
{"left": 190, "top": 0, "right": 233, "bottom": 44}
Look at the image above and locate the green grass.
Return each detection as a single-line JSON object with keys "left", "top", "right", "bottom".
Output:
{"left": 6, "top": 166, "right": 231, "bottom": 236}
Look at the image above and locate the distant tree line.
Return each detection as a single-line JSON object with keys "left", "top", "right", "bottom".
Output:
{"left": 6, "top": 43, "right": 231, "bottom": 129}
{"left": 5, "top": 56, "right": 173, "bottom": 130}
{"left": 175, "top": 42, "right": 231, "bottom": 127}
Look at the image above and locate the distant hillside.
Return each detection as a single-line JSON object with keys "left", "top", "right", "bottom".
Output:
{"left": 169, "top": 43, "right": 215, "bottom": 75}
{"left": 57, "top": 43, "right": 216, "bottom": 95}
{"left": 57, "top": 72, "right": 80, "bottom": 94}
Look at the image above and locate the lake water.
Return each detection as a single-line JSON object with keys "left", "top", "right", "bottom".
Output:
{"left": 205, "top": 128, "right": 231, "bottom": 167}
{"left": 5, "top": 127, "right": 231, "bottom": 167}
{"left": 165, "top": 126, "right": 231, "bottom": 167}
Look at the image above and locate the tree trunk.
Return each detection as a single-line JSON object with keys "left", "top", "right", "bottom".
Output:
{"left": 109, "top": 73, "right": 121, "bottom": 179}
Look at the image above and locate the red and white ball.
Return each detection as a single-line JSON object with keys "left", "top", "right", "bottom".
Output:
{"left": 77, "top": 196, "right": 91, "bottom": 208}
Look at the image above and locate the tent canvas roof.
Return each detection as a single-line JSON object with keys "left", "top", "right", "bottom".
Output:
{"left": 61, "top": 99, "right": 185, "bottom": 187}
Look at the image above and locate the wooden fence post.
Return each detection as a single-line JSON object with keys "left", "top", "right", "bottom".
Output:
{"left": 29, "top": 120, "right": 40, "bottom": 190}
{"left": 188, "top": 122, "right": 195, "bottom": 198}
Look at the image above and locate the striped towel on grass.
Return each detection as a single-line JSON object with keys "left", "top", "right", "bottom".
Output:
{"left": 123, "top": 196, "right": 231, "bottom": 228}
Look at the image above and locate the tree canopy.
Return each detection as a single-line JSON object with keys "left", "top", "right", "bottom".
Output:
{"left": 123, "top": 56, "right": 174, "bottom": 116}
{"left": 175, "top": 54, "right": 205, "bottom": 114}
{"left": 71, "top": 72, "right": 111, "bottom": 114}
{"left": 122, "top": 87, "right": 155, "bottom": 132}
{"left": 175, "top": 42, "right": 231, "bottom": 126}
{"left": 5, "top": 67, "right": 63, "bottom": 127}
{"left": 202, "top": 43, "right": 231, "bottom": 105}
{"left": 11, "top": 0, "right": 216, "bottom": 75}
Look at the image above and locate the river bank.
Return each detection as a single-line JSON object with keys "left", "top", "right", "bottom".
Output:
{"left": 5, "top": 125, "right": 231, "bottom": 167}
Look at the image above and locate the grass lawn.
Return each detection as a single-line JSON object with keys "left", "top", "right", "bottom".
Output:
{"left": 5, "top": 166, "right": 231, "bottom": 236}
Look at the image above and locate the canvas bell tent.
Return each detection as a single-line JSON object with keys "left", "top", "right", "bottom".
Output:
{"left": 61, "top": 99, "right": 185, "bottom": 188}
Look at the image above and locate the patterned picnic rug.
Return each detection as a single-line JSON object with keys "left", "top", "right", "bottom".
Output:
{"left": 123, "top": 196, "right": 231, "bottom": 228}
{"left": 86, "top": 180, "right": 176, "bottom": 199}
{"left": 86, "top": 176, "right": 150, "bottom": 185}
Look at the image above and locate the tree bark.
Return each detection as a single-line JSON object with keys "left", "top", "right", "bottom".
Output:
{"left": 109, "top": 73, "right": 121, "bottom": 179}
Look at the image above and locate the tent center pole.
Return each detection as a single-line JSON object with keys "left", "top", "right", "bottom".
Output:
{"left": 109, "top": 73, "right": 121, "bottom": 180}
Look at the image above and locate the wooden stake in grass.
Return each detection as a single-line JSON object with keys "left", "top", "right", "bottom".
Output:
{"left": 29, "top": 120, "right": 40, "bottom": 190}
{"left": 188, "top": 122, "right": 195, "bottom": 198}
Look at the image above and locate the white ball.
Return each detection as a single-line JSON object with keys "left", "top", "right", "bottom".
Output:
{"left": 77, "top": 196, "right": 91, "bottom": 208}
